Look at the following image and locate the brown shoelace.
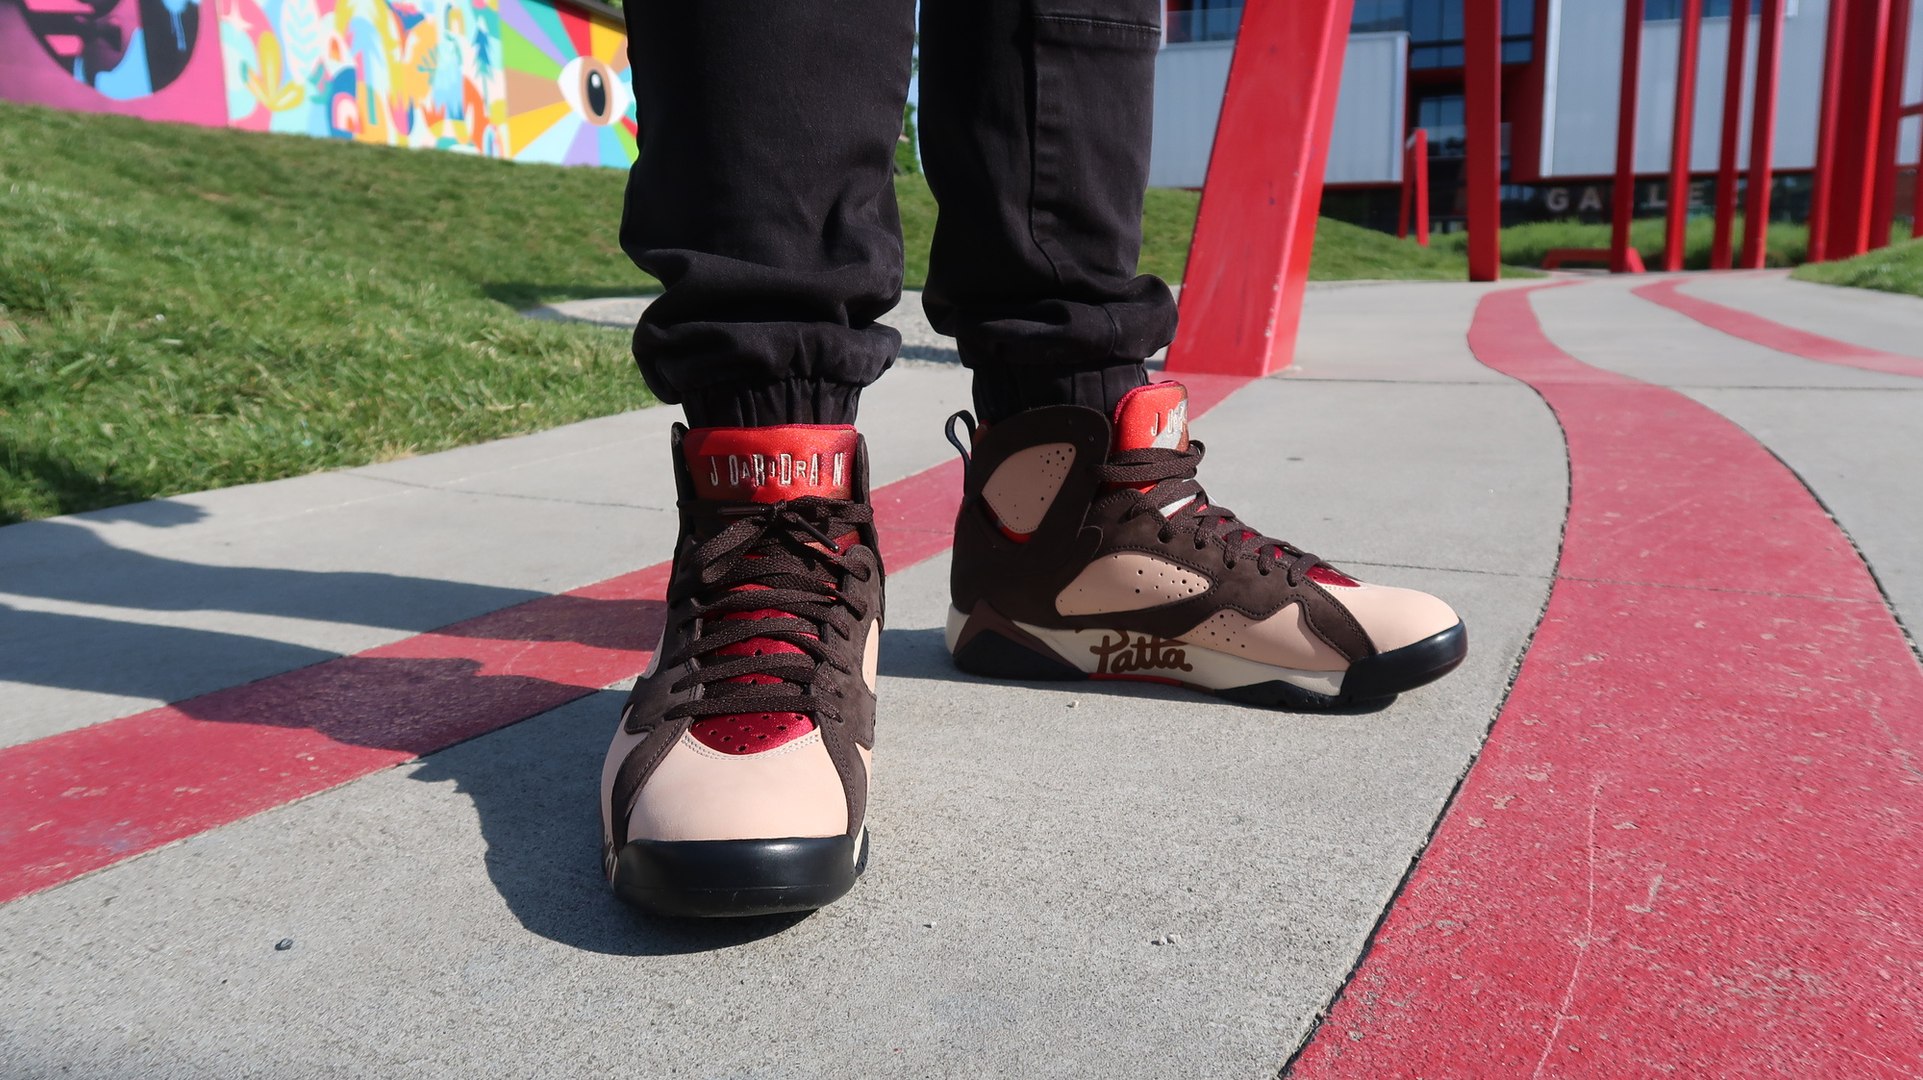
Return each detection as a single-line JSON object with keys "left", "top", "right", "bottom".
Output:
{"left": 661, "top": 497, "right": 874, "bottom": 726}
{"left": 1101, "top": 443, "right": 1327, "bottom": 587}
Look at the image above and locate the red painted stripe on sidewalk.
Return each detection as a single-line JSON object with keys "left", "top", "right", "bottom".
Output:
{"left": 0, "top": 381, "right": 1248, "bottom": 904}
{"left": 1290, "top": 285, "right": 1923, "bottom": 1078}
{"left": 1634, "top": 277, "right": 1923, "bottom": 378}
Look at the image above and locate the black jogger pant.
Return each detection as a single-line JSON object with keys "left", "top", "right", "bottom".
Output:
{"left": 618, "top": 0, "right": 1179, "bottom": 427}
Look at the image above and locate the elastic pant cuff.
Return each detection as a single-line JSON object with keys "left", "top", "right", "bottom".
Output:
{"left": 680, "top": 379, "right": 864, "bottom": 428}
{"left": 970, "top": 362, "right": 1150, "bottom": 425}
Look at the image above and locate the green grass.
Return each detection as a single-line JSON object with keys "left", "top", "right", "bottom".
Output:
{"left": 1436, "top": 215, "right": 1812, "bottom": 270}
{"left": 1792, "top": 236, "right": 1923, "bottom": 298}
{"left": 0, "top": 101, "right": 655, "bottom": 523}
{"left": 1, "top": 100, "right": 1504, "bottom": 523}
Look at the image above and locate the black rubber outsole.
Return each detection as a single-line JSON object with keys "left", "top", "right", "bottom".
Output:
{"left": 952, "top": 619, "right": 1469, "bottom": 710}
{"left": 613, "top": 831, "right": 868, "bottom": 918}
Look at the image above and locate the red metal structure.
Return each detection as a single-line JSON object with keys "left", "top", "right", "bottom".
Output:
{"left": 1912, "top": 98, "right": 1923, "bottom": 238}
{"left": 1812, "top": 0, "right": 1893, "bottom": 260}
{"left": 1740, "top": 0, "right": 1787, "bottom": 269}
{"left": 1462, "top": 0, "right": 1503, "bottom": 282}
{"left": 1869, "top": 0, "right": 1912, "bottom": 247}
{"left": 1166, "top": 0, "right": 1357, "bottom": 377}
{"left": 1398, "top": 128, "right": 1431, "bottom": 247}
{"left": 1807, "top": 0, "right": 1852, "bottom": 260}
{"left": 1664, "top": 0, "right": 1704, "bottom": 272}
{"left": 1710, "top": 0, "right": 1751, "bottom": 270}
{"left": 1612, "top": 0, "right": 1648, "bottom": 274}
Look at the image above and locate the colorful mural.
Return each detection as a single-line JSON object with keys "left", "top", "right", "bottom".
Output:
{"left": 0, "top": 0, "right": 228, "bottom": 123}
{"left": 0, "top": 0, "right": 636, "bottom": 166}
{"left": 218, "top": 0, "right": 506, "bottom": 154}
{"left": 499, "top": 0, "right": 633, "bottom": 166}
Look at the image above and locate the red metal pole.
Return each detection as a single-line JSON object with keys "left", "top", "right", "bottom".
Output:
{"left": 1823, "top": 0, "right": 1893, "bottom": 258}
{"left": 1464, "top": 0, "right": 1503, "bottom": 281}
{"left": 1869, "top": 0, "right": 1912, "bottom": 248}
{"left": 1399, "top": 140, "right": 1413, "bottom": 240}
{"left": 1807, "top": 0, "right": 1852, "bottom": 262}
{"left": 1665, "top": 0, "right": 1704, "bottom": 271}
{"left": 1740, "top": 0, "right": 1786, "bottom": 269}
{"left": 1711, "top": 0, "right": 1749, "bottom": 270}
{"left": 1613, "top": 0, "right": 1647, "bottom": 274}
{"left": 1915, "top": 105, "right": 1923, "bottom": 239}
{"left": 1166, "top": 0, "right": 1357, "bottom": 377}
{"left": 1413, "top": 128, "right": 1431, "bottom": 247}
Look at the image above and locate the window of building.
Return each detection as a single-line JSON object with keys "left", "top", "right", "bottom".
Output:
{"left": 1165, "top": 0, "right": 1242, "bottom": 44}
{"left": 1415, "top": 93, "right": 1468, "bottom": 155}
{"left": 1645, "top": 0, "right": 1798, "bottom": 19}
{"left": 1352, "top": 0, "right": 1408, "bottom": 33}
{"left": 1402, "top": 0, "right": 1535, "bottom": 68}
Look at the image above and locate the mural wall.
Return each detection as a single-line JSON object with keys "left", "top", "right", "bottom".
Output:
{"left": 0, "top": 0, "right": 636, "bottom": 167}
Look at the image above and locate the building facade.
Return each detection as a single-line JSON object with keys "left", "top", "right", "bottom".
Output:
{"left": 1157, "top": 0, "right": 1923, "bottom": 230}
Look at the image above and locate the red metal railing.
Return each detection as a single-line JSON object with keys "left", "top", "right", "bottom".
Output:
{"left": 1398, "top": 128, "right": 1431, "bottom": 248}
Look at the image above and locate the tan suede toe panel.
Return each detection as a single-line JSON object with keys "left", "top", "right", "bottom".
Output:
{"left": 1325, "top": 582, "right": 1460, "bottom": 653}
{"left": 628, "top": 731, "right": 848, "bottom": 843}
{"left": 1183, "top": 604, "right": 1349, "bottom": 670}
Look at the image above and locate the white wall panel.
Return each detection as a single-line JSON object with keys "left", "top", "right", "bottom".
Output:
{"left": 1149, "top": 32, "right": 1409, "bottom": 188}
{"left": 1541, "top": 0, "right": 1825, "bottom": 179}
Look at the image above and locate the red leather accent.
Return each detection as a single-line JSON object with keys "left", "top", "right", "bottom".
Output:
{"left": 688, "top": 713, "right": 816, "bottom": 755}
{"left": 683, "top": 425, "right": 858, "bottom": 503}
{"left": 693, "top": 589, "right": 820, "bottom": 754}
{"left": 1307, "top": 565, "right": 1360, "bottom": 588}
{"left": 1111, "top": 382, "right": 1191, "bottom": 452}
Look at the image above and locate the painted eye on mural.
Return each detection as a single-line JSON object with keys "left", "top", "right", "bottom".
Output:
{"left": 558, "top": 56, "right": 630, "bottom": 127}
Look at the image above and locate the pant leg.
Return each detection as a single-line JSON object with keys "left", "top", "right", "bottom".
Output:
{"left": 620, "top": 0, "right": 916, "bottom": 427}
{"left": 917, "top": 0, "right": 1178, "bottom": 422}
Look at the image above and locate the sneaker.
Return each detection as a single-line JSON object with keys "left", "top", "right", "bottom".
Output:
{"left": 944, "top": 382, "right": 1466, "bottom": 707}
{"left": 602, "top": 424, "right": 881, "bottom": 916}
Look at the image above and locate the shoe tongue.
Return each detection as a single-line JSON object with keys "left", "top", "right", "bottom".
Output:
{"left": 683, "top": 425, "right": 858, "bottom": 503}
{"left": 1111, "top": 382, "right": 1190, "bottom": 453}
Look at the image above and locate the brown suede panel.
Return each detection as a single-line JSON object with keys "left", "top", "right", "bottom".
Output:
{"left": 950, "top": 406, "right": 1376, "bottom": 664}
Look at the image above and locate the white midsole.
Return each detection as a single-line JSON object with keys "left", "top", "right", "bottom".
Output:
{"left": 946, "top": 606, "right": 1347, "bottom": 696}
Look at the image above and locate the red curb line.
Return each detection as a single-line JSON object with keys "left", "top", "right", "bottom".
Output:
{"left": 1633, "top": 278, "right": 1923, "bottom": 379}
{"left": 1288, "top": 285, "right": 1923, "bottom": 1078}
{"left": 0, "top": 380, "right": 1249, "bottom": 905}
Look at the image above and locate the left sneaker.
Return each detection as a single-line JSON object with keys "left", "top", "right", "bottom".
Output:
{"left": 944, "top": 381, "right": 1467, "bottom": 708}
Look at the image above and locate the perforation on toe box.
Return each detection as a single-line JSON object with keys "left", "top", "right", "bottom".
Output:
{"left": 1056, "top": 552, "right": 1208, "bottom": 615}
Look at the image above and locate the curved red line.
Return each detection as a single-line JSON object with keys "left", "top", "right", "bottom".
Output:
{"left": 0, "top": 385, "right": 1252, "bottom": 904}
{"left": 1633, "top": 278, "right": 1923, "bottom": 379}
{"left": 1289, "top": 284, "right": 1923, "bottom": 1078}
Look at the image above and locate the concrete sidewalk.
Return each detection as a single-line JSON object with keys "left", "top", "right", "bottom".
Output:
{"left": 2, "top": 274, "right": 1920, "bottom": 1078}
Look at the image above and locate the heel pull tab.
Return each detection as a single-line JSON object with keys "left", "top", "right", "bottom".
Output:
{"left": 943, "top": 410, "right": 977, "bottom": 467}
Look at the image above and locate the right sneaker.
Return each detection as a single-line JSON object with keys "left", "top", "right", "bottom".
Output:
{"left": 601, "top": 424, "right": 882, "bottom": 917}
{"left": 944, "top": 382, "right": 1467, "bottom": 708}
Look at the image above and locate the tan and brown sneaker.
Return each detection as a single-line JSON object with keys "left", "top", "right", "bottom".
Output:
{"left": 945, "top": 382, "right": 1466, "bottom": 708}
{"left": 602, "top": 424, "right": 881, "bottom": 917}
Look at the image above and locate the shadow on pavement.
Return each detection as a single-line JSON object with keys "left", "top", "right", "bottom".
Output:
{"left": 408, "top": 687, "right": 815, "bottom": 956}
{"left": 0, "top": 517, "right": 548, "bottom": 701}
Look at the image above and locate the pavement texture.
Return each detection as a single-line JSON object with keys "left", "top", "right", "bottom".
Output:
{"left": 2, "top": 274, "right": 1920, "bottom": 1078}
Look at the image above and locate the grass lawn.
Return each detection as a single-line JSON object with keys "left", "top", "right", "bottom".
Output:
{"left": 1792, "top": 236, "right": 1923, "bottom": 298}
{"left": 1435, "top": 215, "right": 1813, "bottom": 270}
{"left": 3, "top": 100, "right": 1489, "bottom": 522}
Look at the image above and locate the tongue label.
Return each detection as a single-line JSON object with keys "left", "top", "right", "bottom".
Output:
{"left": 1112, "top": 383, "right": 1191, "bottom": 452}
{"left": 684, "top": 426, "right": 858, "bottom": 503}
{"left": 709, "top": 451, "right": 845, "bottom": 492}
